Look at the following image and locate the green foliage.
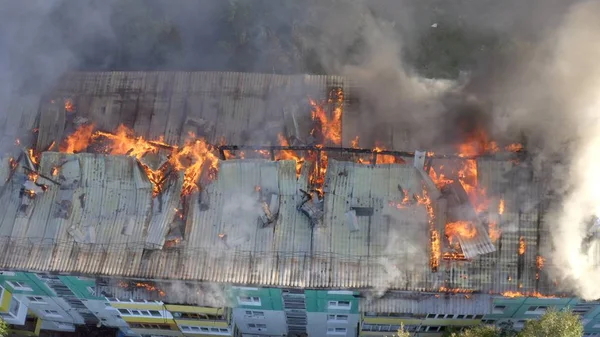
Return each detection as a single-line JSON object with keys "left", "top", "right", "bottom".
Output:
{"left": 0, "top": 317, "right": 8, "bottom": 337}
{"left": 519, "top": 309, "right": 583, "bottom": 337}
{"left": 449, "top": 310, "right": 583, "bottom": 337}
{"left": 450, "top": 325, "right": 503, "bottom": 337}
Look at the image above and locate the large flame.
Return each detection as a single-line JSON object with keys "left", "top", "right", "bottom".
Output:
{"left": 445, "top": 221, "right": 477, "bottom": 244}
{"left": 59, "top": 124, "right": 95, "bottom": 154}
{"left": 56, "top": 124, "right": 220, "bottom": 197}
{"left": 309, "top": 88, "right": 343, "bottom": 145}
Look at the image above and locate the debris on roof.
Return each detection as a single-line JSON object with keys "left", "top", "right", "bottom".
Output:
{"left": 298, "top": 189, "right": 324, "bottom": 228}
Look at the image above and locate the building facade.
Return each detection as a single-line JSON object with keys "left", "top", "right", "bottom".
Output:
{"left": 3, "top": 270, "right": 600, "bottom": 336}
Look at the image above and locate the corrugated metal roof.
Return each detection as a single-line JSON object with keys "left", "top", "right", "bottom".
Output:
{"left": 38, "top": 71, "right": 413, "bottom": 154}
{"left": 0, "top": 151, "right": 557, "bottom": 296}
{"left": 0, "top": 71, "right": 565, "bottom": 297}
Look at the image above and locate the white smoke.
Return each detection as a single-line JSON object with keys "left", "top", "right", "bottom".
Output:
{"left": 489, "top": 1, "right": 600, "bottom": 299}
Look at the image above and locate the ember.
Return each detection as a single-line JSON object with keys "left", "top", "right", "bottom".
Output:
{"left": 126, "top": 281, "right": 166, "bottom": 297}
{"left": 519, "top": 237, "right": 526, "bottom": 255}
{"left": 64, "top": 98, "right": 75, "bottom": 112}
{"left": 439, "top": 286, "right": 474, "bottom": 294}
{"left": 27, "top": 148, "right": 39, "bottom": 166}
{"left": 536, "top": 255, "right": 545, "bottom": 269}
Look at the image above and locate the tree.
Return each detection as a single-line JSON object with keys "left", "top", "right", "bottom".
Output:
{"left": 0, "top": 317, "right": 8, "bottom": 337}
{"left": 519, "top": 309, "right": 583, "bottom": 337}
{"left": 448, "top": 309, "right": 583, "bottom": 337}
{"left": 449, "top": 325, "right": 504, "bottom": 337}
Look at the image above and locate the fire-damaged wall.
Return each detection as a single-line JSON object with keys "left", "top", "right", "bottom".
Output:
{"left": 0, "top": 70, "right": 581, "bottom": 302}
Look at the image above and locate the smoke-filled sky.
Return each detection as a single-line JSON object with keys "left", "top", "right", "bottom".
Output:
{"left": 2, "top": 0, "right": 600, "bottom": 298}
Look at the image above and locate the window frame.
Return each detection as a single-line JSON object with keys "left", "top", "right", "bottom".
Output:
{"left": 237, "top": 295, "right": 261, "bottom": 306}
{"left": 327, "top": 300, "right": 351, "bottom": 310}
{"left": 6, "top": 280, "right": 33, "bottom": 292}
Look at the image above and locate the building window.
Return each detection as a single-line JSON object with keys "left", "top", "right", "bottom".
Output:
{"left": 54, "top": 322, "right": 75, "bottom": 330}
{"left": 238, "top": 296, "right": 261, "bottom": 306}
{"left": 44, "top": 309, "right": 62, "bottom": 318}
{"left": 244, "top": 310, "right": 265, "bottom": 319}
{"left": 6, "top": 281, "right": 33, "bottom": 292}
{"left": 526, "top": 306, "right": 547, "bottom": 314}
{"left": 27, "top": 296, "right": 46, "bottom": 304}
{"left": 129, "top": 323, "right": 171, "bottom": 330}
{"left": 327, "top": 327, "right": 347, "bottom": 335}
{"left": 327, "top": 314, "right": 349, "bottom": 322}
{"left": 573, "top": 304, "right": 593, "bottom": 316}
{"left": 247, "top": 323, "right": 267, "bottom": 332}
{"left": 172, "top": 311, "right": 225, "bottom": 320}
{"left": 117, "top": 308, "right": 164, "bottom": 318}
{"left": 328, "top": 300, "right": 351, "bottom": 310}
{"left": 180, "top": 325, "right": 230, "bottom": 335}
{"left": 493, "top": 305, "right": 507, "bottom": 314}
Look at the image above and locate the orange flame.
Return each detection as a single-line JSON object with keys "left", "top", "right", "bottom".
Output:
{"left": 502, "top": 291, "right": 556, "bottom": 299}
{"left": 26, "top": 149, "right": 41, "bottom": 169}
{"left": 133, "top": 282, "right": 166, "bottom": 297}
{"left": 505, "top": 143, "right": 523, "bottom": 152}
{"left": 9, "top": 157, "right": 18, "bottom": 171}
{"left": 309, "top": 88, "right": 343, "bottom": 145}
{"left": 64, "top": 98, "right": 74, "bottom": 112}
{"left": 536, "top": 256, "right": 545, "bottom": 270}
{"left": 171, "top": 136, "right": 219, "bottom": 196}
{"left": 498, "top": 198, "right": 505, "bottom": 215}
{"left": 519, "top": 237, "right": 526, "bottom": 255}
{"left": 351, "top": 136, "right": 359, "bottom": 148}
{"left": 431, "top": 230, "right": 441, "bottom": 271}
{"left": 95, "top": 125, "right": 160, "bottom": 160}
{"left": 373, "top": 145, "right": 405, "bottom": 165}
{"left": 51, "top": 167, "right": 59, "bottom": 177}
{"left": 488, "top": 222, "right": 501, "bottom": 242}
{"left": 440, "top": 286, "right": 473, "bottom": 294}
{"left": 275, "top": 133, "right": 304, "bottom": 177}
{"left": 59, "top": 124, "right": 95, "bottom": 154}
{"left": 445, "top": 221, "right": 477, "bottom": 244}
{"left": 429, "top": 167, "right": 453, "bottom": 189}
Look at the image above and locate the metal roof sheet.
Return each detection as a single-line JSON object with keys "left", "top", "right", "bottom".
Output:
{"left": 0, "top": 153, "right": 559, "bottom": 295}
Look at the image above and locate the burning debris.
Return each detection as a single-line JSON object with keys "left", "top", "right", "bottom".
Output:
{"left": 117, "top": 280, "right": 166, "bottom": 297}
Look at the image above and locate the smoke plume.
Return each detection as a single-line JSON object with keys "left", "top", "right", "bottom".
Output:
{"left": 3, "top": 0, "right": 600, "bottom": 299}
{"left": 494, "top": 1, "right": 600, "bottom": 300}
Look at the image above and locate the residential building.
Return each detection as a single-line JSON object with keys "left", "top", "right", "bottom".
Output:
{"left": 0, "top": 71, "right": 598, "bottom": 336}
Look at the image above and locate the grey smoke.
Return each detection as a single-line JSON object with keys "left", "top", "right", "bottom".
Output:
{"left": 2, "top": 0, "right": 599, "bottom": 298}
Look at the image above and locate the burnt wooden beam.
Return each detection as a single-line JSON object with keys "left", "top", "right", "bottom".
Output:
{"left": 218, "top": 145, "right": 524, "bottom": 161}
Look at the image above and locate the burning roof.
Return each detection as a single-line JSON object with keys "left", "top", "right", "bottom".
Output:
{"left": 0, "top": 71, "right": 568, "bottom": 298}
